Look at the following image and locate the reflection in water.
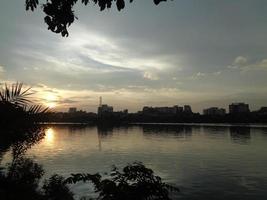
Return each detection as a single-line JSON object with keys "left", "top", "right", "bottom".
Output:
{"left": 67, "top": 124, "right": 90, "bottom": 133}
{"left": 230, "top": 126, "right": 251, "bottom": 144}
{"left": 96, "top": 125, "right": 115, "bottom": 151}
{"left": 202, "top": 126, "right": 228, "bottom": 134}
{"left": 7, "top": 128, "right": 45, "bottom": 161}
{"left": 142, "top": 125, "right": 192, "bottom": 140}
{"left": 97, "top": 125, "right": 114, "bottom": 138}
{"left": 45, "top": 128, "right": 55, "bottom": 145}
{"left": 1, "top": 124, "right": 267, "bottom": 200}
{"left": 142, "top": 125, "right": 185, "bottom": 134}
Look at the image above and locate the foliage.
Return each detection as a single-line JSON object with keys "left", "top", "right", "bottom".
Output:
{"left": 0, "top": 82, "right": 48, "bottom": 114}
{"left": 43, "top": 174, "right": 74, "bottom": 200}
{"left": 1, "top": 153, "right": 178, "bottom": 200}
{"left": 1, "top": 158, "right": 179, "bottom": 200}
{"left": 0, "top": 82, "right": 48, "bottom": 130}
{"left": 25, "top": 0, "right": 170, "bottom": 37}
{"left": 65, "top": 162, "right": 179, "bottom": 200}
{"left": 10, "top": 127, "right": 45, "bottom": 159}
{"left": 0, "top": 157, "right": 74, "bottom": 200}
{"left": 0, "top": 82, "right": 32, "bottom": 106}
{"left": 7, "top": 157, "right": 44, "bottom": 189}
{"left": 0, "top": 157, "right": 44, "bottom": 200}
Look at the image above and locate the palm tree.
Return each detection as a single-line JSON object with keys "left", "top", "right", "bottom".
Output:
{"left": 0, "top": 82, "right": 32, "bottom": 107}
{"left": 0, "top": 82, "right": 48, "bottom": 130}
{"left": 0, "top": 82, "right": 48, "bottom": 114}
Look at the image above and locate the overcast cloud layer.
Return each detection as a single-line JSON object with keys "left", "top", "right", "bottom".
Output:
{"left": 1, "top": 0, "right": 267, "bottom": 112}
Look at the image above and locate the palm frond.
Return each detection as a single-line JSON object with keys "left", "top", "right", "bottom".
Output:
{"left": 28, "top": 104, "right": 49, "bottom": 115}
{"left": 0, "top": 82, "right": 33, "bottom": 106}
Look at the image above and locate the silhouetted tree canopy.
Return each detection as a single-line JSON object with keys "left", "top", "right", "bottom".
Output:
{"left": 0, "top": 82, "right": 48, "bottom": 131}
{"left": 65, "top": 162, "right": 179, "bottom": 200}
{"left": 25, "top": 0, "right": 170, "bottom": 37}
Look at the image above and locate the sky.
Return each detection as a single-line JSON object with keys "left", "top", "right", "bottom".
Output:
{"left": 1, "top": 0, "right": 267, "bottom": 113}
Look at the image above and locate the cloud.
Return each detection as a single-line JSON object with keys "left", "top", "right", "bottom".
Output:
{"left": 71, "top": 29, "right": 180, "bottom": 74}
{"left": 234, "top": 56, "right": 248, "bottom": 66}
{"left": 190, "top": 72, "right": 206, "bottom": 80}
{"left": 28, "top": 82, "right": 235, "bottom": 113}
{"left": 228, "top": 56, "right": 248, "bottom": 69}
{"left": 2, "top": 1, "right": 267, "bottom": 112}
{"left": 26, "top": 27, "right": 179, "bottom": 76}
{"left": 143, "top": 71, "right": 159, "bottom": 80}
{"left": 253, "top": 59, "right": 267, "bottom": 70}
{"left": 228, "top": 56, "right": 267, "bottom": 71}
{"left": 0, "top": 65, "right": 5, "bottom": 74}
{"left": 9, "top": 25, "right": 183, "bottom": 90}
{"left": 196, "top": 72, "right": 205, "bottom": 77}
{"left": 213, "top": 71, "right": 222, "bottom": 76}
{"left": 190, "top": 71, "right": 223, "bottom": 80}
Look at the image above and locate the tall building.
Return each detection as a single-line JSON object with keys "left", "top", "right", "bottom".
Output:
{"left": 142, "top": 105, "right": 190, "bottom": 115}
{"left": 184, "top": 105, "right": 192, "bottom": 113}
{"left": 143, "top": 106, "right": 179, "bottom": 115}
{"left": 68, "top": 107, "right": 77, "bottom": 113}
{"left": 258, "top": 107, "right": 267, "bottom": 115}
{"left": 174, "top": 105, "right": 183, "bottom": 113}
{"left": 98, "top": 104, "right": 113, "bottom": 115}
{"left": 229, "top": 103, "right": 250, "bottom": 114}
{"left": 97, "top": 97, "right": 113, "bottom": 116}
{"left": 203, "top": 107, "right": 226, "bottom": 116}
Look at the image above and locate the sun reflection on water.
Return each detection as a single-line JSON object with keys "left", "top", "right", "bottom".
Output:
{"left": 45, "top": 128, "right": 55, "bottom": 146}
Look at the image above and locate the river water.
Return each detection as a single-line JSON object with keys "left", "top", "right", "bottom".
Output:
{"left": 3, "top": 124, "right": 267, "bottom": 199}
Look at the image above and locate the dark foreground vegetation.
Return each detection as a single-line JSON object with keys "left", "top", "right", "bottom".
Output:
{"left": 1, "top": 157, "right": 178, "bottom": 200}
{"left": 0, "top": 82, "right": 178, "bottom": 200}
{"left": 0, "top": 82, "right": 48, "bottom": 132}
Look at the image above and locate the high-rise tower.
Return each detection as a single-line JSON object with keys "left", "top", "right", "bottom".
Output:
{"left": 99, "top": 96, "right": 102, "bottom": 107}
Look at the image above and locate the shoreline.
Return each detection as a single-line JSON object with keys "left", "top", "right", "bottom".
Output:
{"left": 39, "top": 122, "right": 267, "bottom": 128}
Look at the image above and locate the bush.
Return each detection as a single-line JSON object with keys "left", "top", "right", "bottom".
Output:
{"left": 65, "top": 162, "right": 179, "bottom": 200}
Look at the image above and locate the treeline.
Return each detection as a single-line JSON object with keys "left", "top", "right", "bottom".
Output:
{"left": 39, "top": 111, "right": 267, "bottom": 124}
{"left": 40, "top": 111, "right": 97, "bottom": 123}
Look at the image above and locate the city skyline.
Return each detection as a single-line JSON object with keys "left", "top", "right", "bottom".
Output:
{"left": 1, "top": 0, "right": 267, "bottom": 112}
{"left": 67, "top": 100, "right": 264, "bottom": 115}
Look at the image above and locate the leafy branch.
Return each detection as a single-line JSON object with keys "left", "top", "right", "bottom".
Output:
{"left": 25, "top": 0, "right": 170, "bottom": 37}
{"left": 64, "top": 162, "right": 179, "bottom": 200}
{"left": 0, "top": 82, "right": 48, "bottom": 114}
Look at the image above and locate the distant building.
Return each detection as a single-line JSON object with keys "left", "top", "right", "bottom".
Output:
{"left": 97, "top": 97, "right": 113, "bottom": 116}
{"left": 143, "top": 106, "right": 177, "bottom": 115}
{"left": 203, "top": 107, "right": 226, "bottom": 116}
{"left": 174, "top": 105, "right": 183, "bottom": 113}
{"left": 229, "top": 103, "right": 250, "bottom": 114}
{"left": 112, "top": 109, "right": 129, "bottom": 118}
{"left": 258, "top": 107, "right": 267, "bottom": 115}
{"left": 142, "top": 105, "right": 190, "bottom": 115}
{"left": 98, "top": 104, "right": 113, "bottom": 115}
{"left": 184, "top": 105, "right": 192, "bottom": 113}
{"left": 68, "top": 107, "right": 77, "bottom": 113}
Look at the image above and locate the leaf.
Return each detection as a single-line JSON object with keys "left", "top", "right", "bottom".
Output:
{"left": 25, "top": 0, "right": 170, "bottom": 37}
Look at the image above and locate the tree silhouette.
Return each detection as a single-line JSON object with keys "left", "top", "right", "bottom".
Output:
{"left": 0, "top": 82, "right": 48, "bottom": 132}
{"left": 25, "top": 0, "right": 170, "bottom": 37}
{"left": 65, "top": 162, "right": 179, "bottom": 200}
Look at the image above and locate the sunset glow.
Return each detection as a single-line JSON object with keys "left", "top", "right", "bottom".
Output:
{"left": 44, "top": 94, "right": 58, "bottom": 108}
{"left": 44, "top": 128, "right": 55, "bottom": 146}
{"left": 46, "top": 102, "right": 57, "bottom": 108}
